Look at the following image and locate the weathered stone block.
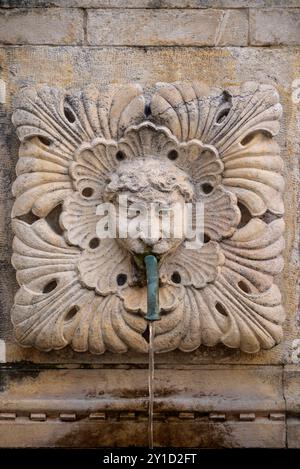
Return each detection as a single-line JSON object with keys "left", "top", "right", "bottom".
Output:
{"left": 87, "top": 9, "right": 249, "bottom": 46}
{"left": 284, "top": 365, "right": 300, "bottom": 413}
{"left": 287, "top": 418, "right": 300, "bottom": 448}
{"left": 0, "top": 8, "right": 84, "bottom": 45}
{"left": 250, "top": 8, "right": 300, "bottom": 46}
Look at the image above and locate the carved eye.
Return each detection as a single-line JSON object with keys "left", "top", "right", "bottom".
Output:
{"left": 82, "top": 187, "right": 94, "bottom": 198}
{"left": 116, "top": 151, "right": 126, "bottom": 161}
{"left": 201, "top": 182, "right": 214, "bottom": 195}
{"left": 117, "top": 273, "right": 127, "bottom": 286}
{"left": 167, "top": 150, "right": 178, "bottom": 161}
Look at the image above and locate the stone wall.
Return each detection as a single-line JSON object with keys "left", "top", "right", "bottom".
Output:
{"left": 0, "top": 0, "right": 299, "bottom": 448}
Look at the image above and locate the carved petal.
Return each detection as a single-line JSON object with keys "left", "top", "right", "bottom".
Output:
{"left": 186, "top": 142, "right": 223, "bottom": 186}
{"left": 12, "top": 219, "right": 80, "bottom": 291}
{"left": 160, "top": 242, "right": 223, "bottom": 288}
{"left": 201, "top": 187, "right": 241, "bottom": 240}
{"left": 71, "top": 139, "right": 119, "bottom": 198}
{"left": 222, "top": 131, "right": 284, "bottom": 216}
{"left": 78, "top": 239, "right": 133, "bottom": 295}
{"left": 191, "top": 219, "right": 284, "bottom": 353}
{"left": 221, "top": 218, "right": 285, "bottom": 292}
{"left": 12, "top": 137, "right": 73, "bottom": 218}
{"left": 11, "top": 219, "right": 147, "bottom": 353}
{"left": 120, "top": 123, "right": 223, "bottom": 188}
{"left": 64, "top": 295, "right": 147, "bottom": 354}
{"left": 60, "top": 193, "right": 100, "bottom": 249}
{"left": 63, "top": 140, "right": 120, "bottom": 249}
{"left": 12, "top": 84, "right": 145, "bottom": 144}
{"left": 119, "top": 122, "right": 178, "bottom": 159}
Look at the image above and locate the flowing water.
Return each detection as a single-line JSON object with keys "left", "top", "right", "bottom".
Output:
{"left": 148, "top": 322, "right": 155, "bottom": 449}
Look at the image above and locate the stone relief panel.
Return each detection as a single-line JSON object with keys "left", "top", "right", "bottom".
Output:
{"left": 10, "top": 81, "right": 285, "bottom": 355}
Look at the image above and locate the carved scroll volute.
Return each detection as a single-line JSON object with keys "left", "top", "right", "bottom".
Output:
{"left": 11, "top": 81, "right": 285, "bottom": 354}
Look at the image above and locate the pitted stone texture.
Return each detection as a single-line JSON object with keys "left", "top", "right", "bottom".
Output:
{"left": 0, "top": 8, "right": 84, "bottom": 45}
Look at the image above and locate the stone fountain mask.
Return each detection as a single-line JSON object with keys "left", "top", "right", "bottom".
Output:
{"left": 11, "top": 81, "right": 285, "bottom": 354}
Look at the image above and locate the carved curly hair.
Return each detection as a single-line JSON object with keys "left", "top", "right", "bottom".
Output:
{"left": 105, "top": 158, "right": 194, "bottom": 202}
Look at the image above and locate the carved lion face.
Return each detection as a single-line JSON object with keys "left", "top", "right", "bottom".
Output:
{"left": 104, "top": 158, "right": 194, "bottom": 255}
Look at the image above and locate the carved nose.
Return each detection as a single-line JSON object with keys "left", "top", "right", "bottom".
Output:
{"left": 141, "top": 236, "right": 161, "bottom": 246}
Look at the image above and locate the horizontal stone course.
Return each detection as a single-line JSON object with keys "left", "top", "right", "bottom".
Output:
{"left": 0, "top": 8, "right": 84, "bottom": 45}
{"left": 87, "top": 8, "right": 249, "bottom": 46}
{"left": 1, "top": 1, "right": 300, "bottom": 8}
{"left": 250, "top": 8, "right": 300, "bottom": 45}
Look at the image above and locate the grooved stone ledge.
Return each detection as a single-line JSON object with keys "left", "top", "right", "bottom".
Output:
{"left": 0, "top": 367, "right": 289, "bottom": 447}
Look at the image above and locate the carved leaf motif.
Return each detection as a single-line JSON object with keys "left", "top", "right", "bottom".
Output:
{"left": 201, "top": 187, "right": 241, "bottom": 240}
{"left": 71, "top": 139, "right": 119, "bottom": 198}
{"left": 221, "top": 218, "right": 285, "bottom": 292}
{"left": 12, "top": 220, "right": 147, "bottom": 353}
{"left": 12, "top": 84, "right": 145, "bottom": 217}
{"left": 60, "top": 193, "right": 100, "bottom": 249}
{"left": 151, "top": 81, "right": 281, "bottom": 146}
{"left": 187, "top": 143, "right": 223, "bottom": 186}
{"left": 160, "top": 242, "right": 224, "bottom": 288}
{"left": 119, "top": 122, "right": 178, "bottom": 159}
{"left": 222, "top": 131, "right": 284, "bottom": 216}
{"left": 12, "top": 137, "right": 73, "bottom": 218}
{"left": 78, "top": 239, "right": 133, "bottom": 295}
{"left": 152, "top": 220, "right": 285, "bottom": 354}
{"left": 151, "top": 81, "right": 283, "bottom": 216}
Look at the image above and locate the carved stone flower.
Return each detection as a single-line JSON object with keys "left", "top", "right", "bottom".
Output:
{"left": 11, "top": 81, "right": 285, "bottom": 354}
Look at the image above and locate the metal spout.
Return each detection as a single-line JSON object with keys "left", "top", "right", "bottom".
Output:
{"left": 144, "top": 255, "right": 160, "bottom": 321}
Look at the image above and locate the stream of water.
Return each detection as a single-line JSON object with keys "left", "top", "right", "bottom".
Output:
{"left": 148, "top": 322, "right": 155, "bottom": 449}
